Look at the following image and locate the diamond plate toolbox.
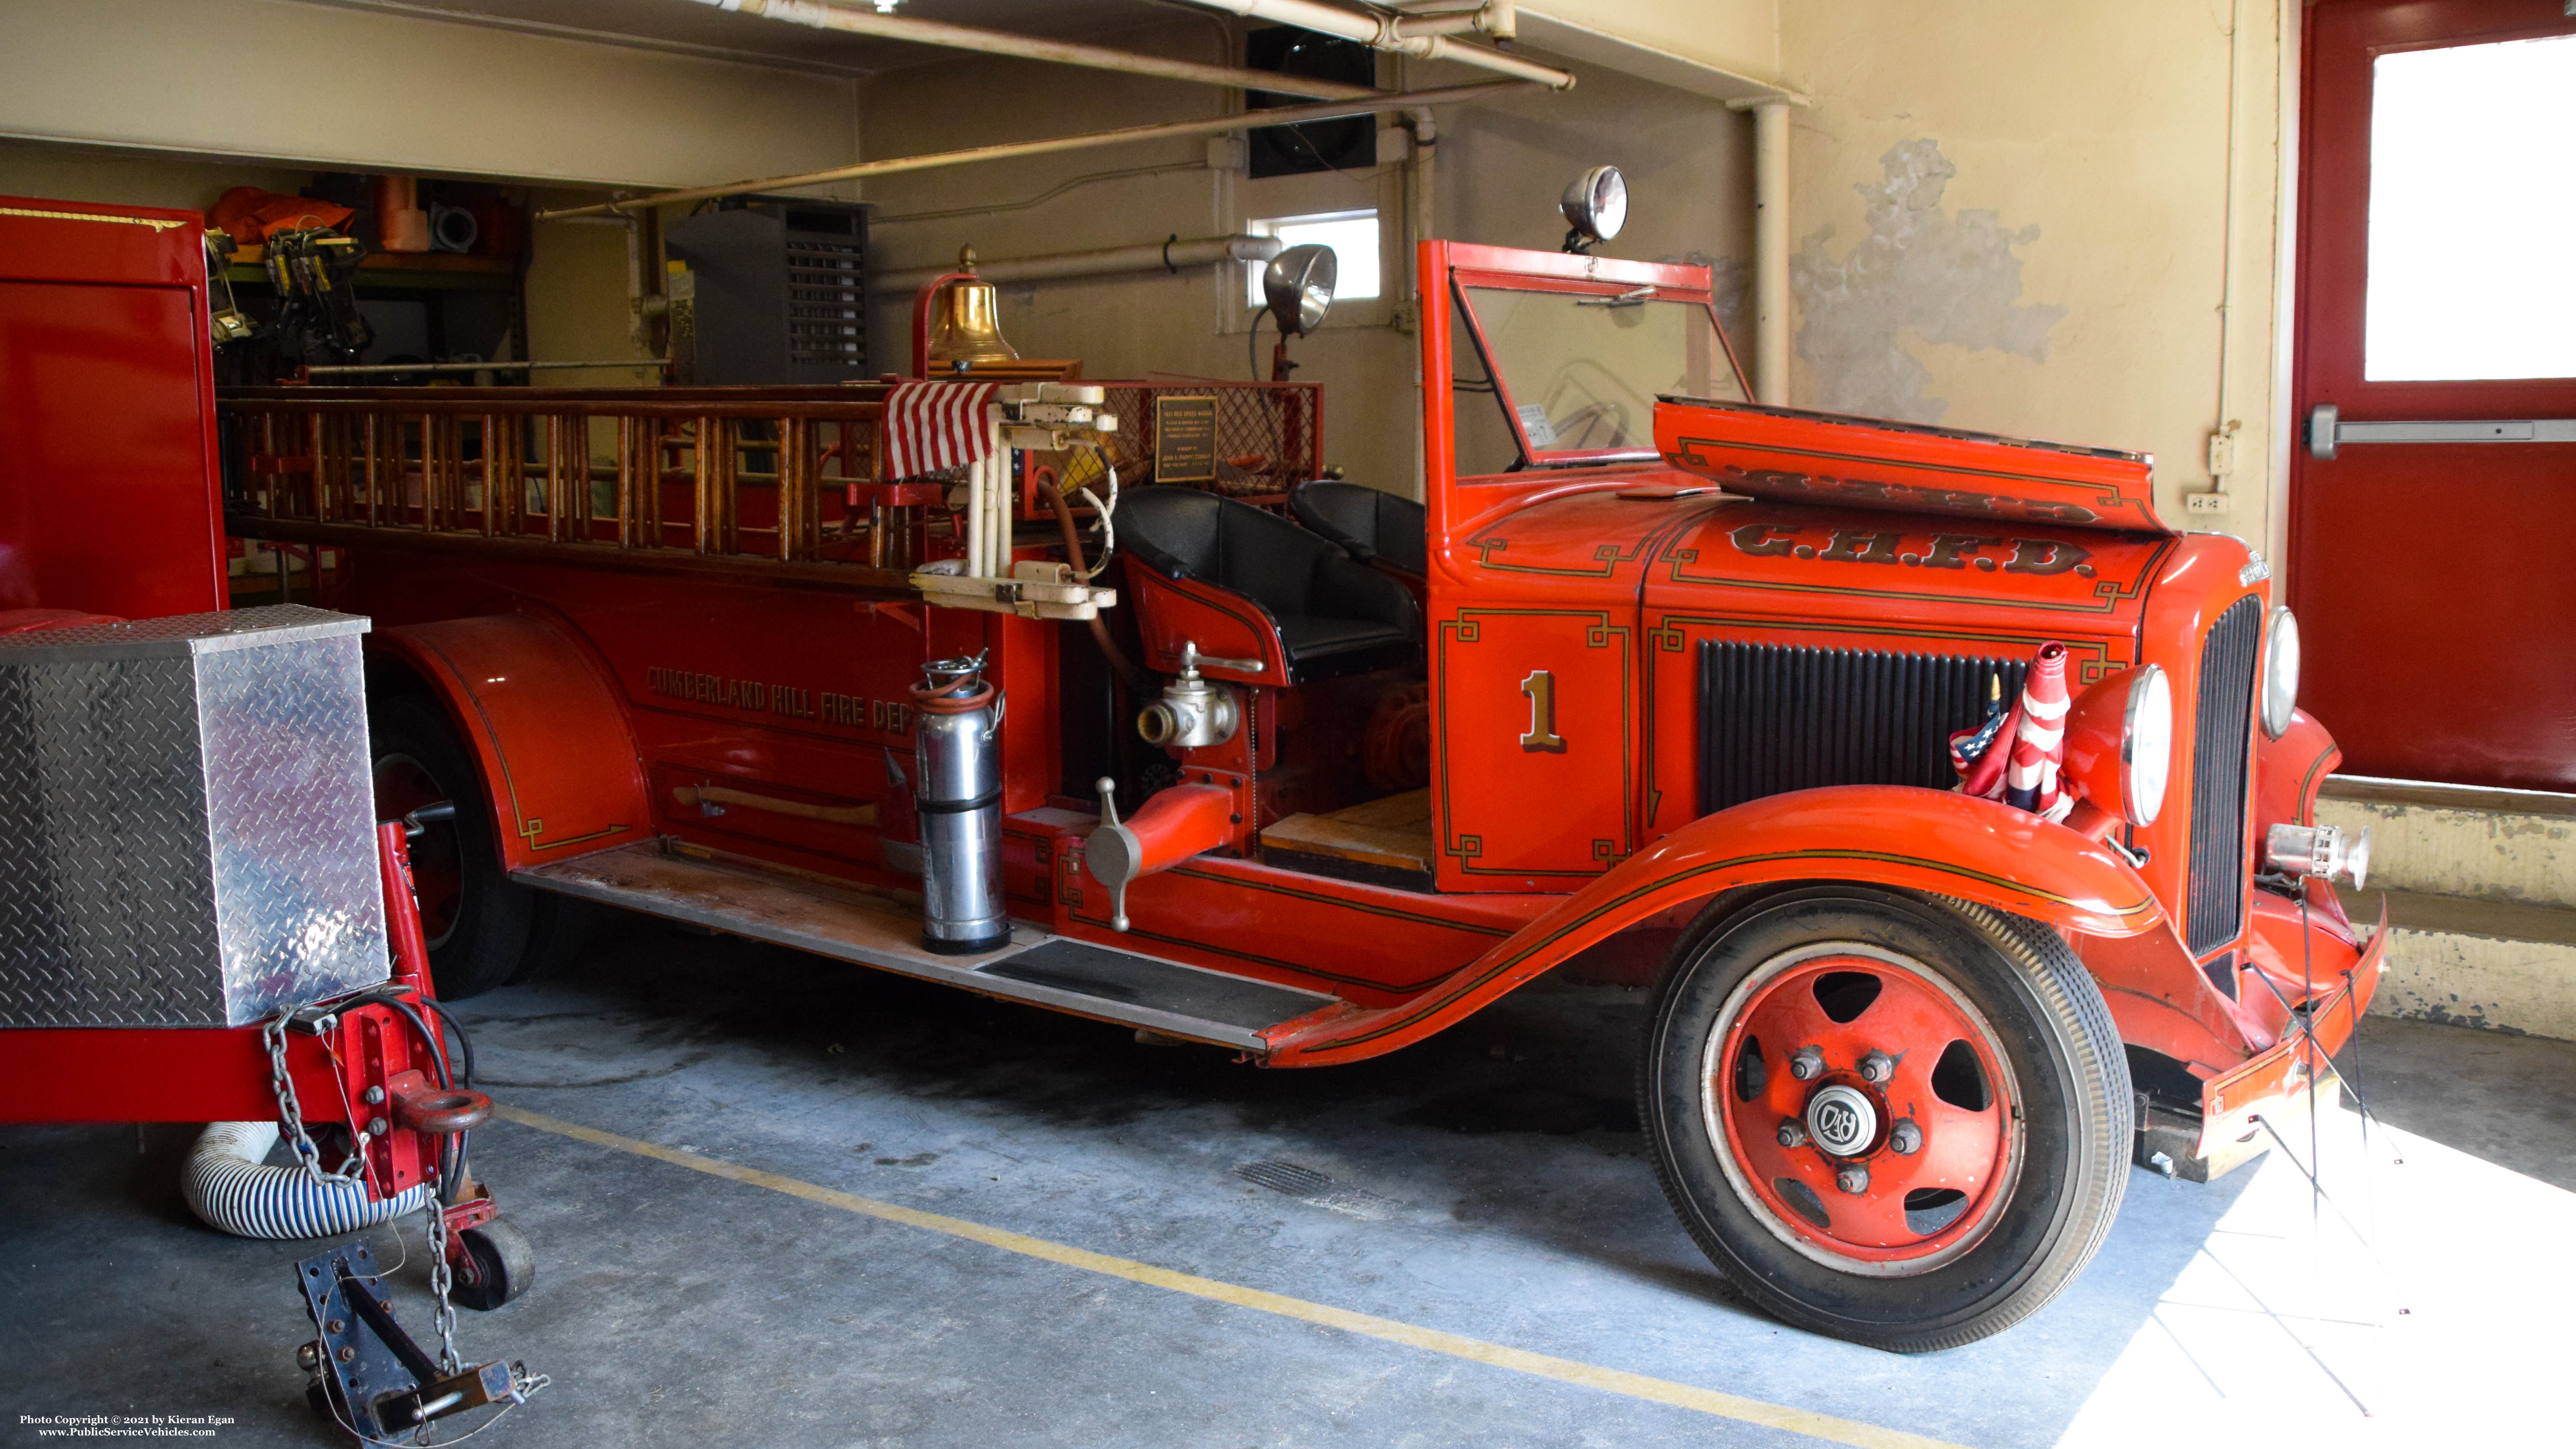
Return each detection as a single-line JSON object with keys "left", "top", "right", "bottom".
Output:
{"left": 0, "top": 606, "right": 390, "bottom": 1027}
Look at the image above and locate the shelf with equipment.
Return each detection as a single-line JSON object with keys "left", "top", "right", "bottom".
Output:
{"left": 222, "top": 246, "right": 521, "bottom": 293}
{"left": 216, "top": 243, "right": 528, "bottom": 387}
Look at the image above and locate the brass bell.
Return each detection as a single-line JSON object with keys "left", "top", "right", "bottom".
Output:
{"left": 925, "top": 246, "right": 1020, "bottom": 370}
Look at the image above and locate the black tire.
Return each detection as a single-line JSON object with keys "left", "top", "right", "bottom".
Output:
{"left": 369, "top": 694, "right": 552, "bottom": 1000}
{"left": 449, "top": 1217, "right": 536, "bottom": 1311}
{"left": 1639, "top": 885, "right": 2131, "bottom": 1352}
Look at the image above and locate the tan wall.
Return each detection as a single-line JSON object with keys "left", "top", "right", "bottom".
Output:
{"left": 861, "top": 34, "right": 1754, "bottom": 498}
{"left": 522, "top": 199, "right": 668, "bottom": 385}
{"left": 0, "top": 143, "right": 312, "bottom": 215}
{"left": 1777, "top": 0, "right": 2287, "bottom": 556}
{"left": 0, "top": 0, "right": 859, "bottom": 189}
{"left": 1524, "top": 1, "right": 1781, "bottom": 78}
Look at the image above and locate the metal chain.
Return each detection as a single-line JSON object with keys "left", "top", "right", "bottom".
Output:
{"left": 425, "top": 1183, "right": 461, "bottom": 1378}
{"left": 262, "top": 1010, "right": 366, "bottom": 1185}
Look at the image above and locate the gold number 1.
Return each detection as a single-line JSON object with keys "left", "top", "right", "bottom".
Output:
{"left": 1519, "top": 670, "right": 1566, "bottom": 753}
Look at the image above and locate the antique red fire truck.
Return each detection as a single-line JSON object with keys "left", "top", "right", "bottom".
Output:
{"left": 221, "top": 237, "right": 2380, "bottom": 1352}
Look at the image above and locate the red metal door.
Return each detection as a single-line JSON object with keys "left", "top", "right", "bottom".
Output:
{"left": 2288, "top": 1, "right": 2576, "bottom": 789}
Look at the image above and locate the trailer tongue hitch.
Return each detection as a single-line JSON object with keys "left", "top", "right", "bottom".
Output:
{"left": 294, "top": 1242, "right": 547, "bottom": 1443}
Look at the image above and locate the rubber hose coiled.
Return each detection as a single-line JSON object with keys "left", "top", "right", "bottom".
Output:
{"left": 182, "top": 1121, "right": 432, "bottom": 1240}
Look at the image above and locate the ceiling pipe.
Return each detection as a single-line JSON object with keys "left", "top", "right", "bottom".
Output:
{"left": 1173, "top": 0, "right": 1573, "bottom": 90}
{"left": 876, "top": 234, "right": 1281, "bottom": 291}
{"left": 537, "top": 78, "right": 1528, "bottom": 221}
{"left": 1385, "top": 5, "right": 1510, "bottom": 40}
{"left": 680, "top": 0, "right": 1381, "bottom": 99}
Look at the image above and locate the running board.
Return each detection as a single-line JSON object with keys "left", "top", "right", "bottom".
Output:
{"left": 513, "top": 842, "right": 1337, "bottom": 1052}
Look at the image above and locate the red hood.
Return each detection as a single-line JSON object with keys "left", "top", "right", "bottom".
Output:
{"left": 1654, "top": 396, "right": 2169, "bottom": 535}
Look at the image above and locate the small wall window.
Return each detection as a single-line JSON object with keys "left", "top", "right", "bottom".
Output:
{"left": 1245, "top": 210, "right": 1381, "bottom": 310}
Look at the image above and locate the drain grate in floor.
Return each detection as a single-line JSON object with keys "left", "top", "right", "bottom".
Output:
{"left": 1232, "top": 1160, "right": 1403, "bottom": 1221}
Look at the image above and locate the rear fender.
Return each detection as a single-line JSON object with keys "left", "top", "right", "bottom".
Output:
{"left": 1264, "top": 785, "right": 2162, "bottom": 1066}
{"left": 371, "top": 612, "right": 649, "bottom": 871}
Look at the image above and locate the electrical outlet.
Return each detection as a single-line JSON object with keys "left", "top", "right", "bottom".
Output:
{"left": 2184, "top": 490, "right": 2231, "bottom": 516}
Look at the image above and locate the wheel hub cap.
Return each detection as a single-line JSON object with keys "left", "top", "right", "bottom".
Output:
{"left": 1805, "top": 1083, "right": 1877, "bottom": 1156}
{"left": 1700, "top": 944, "right": 2026, "bottom": 1275}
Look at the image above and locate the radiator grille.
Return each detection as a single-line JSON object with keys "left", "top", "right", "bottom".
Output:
{"left": 784, "top": 232, "right": 867, "bottom": 373}
{"left": 2185, "top": 596, "right": 2263, "bottom": 955}
{"left": 1697, "top": 642, "right": 2028, "bottom": 816}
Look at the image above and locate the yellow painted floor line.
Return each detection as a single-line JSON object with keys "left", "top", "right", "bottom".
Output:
{"left": 492, "top": 1103, "right": 1971, "bottom": 1449}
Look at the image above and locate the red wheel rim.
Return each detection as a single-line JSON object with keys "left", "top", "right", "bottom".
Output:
{"left": 373, "top": 752, "right": 464, "bottom": 951}
{"left": 1699, "top": 944, "right": 2022, "bottom": 1276}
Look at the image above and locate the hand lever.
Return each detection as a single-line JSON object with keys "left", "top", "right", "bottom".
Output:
{"left": 1179, "top": 640, "right": 1263, "bottom": 678}
{"left": 1093, "top": 777, "right": 1134, "bottom": 931}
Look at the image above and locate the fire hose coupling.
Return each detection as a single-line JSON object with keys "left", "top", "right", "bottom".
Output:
{"left": 2264, "top": 821, "right": 2371, "bottom": 888}
{"left": 1138, "top": 641, "right": 1260, "bottom": 749}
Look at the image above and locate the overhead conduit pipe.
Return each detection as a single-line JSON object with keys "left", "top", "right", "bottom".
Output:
{"left": 539, "top": 80, "right": 1524, "bottom": 220}
{"left": 876, "top": 233, "right": 1282, "bottom": 292}
{"left": 1174, "top": 0, "right": 1574, "bottom": 90}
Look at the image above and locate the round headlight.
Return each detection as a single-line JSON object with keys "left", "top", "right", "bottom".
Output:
{"left": 2124, "top": 664, "right": 2173, "bottom": 827}
{"left": 1560, "top": 165, "right": 1628, "bottom": 247}
{"left": 2261, "top": 606, "right": 2300, "bottom": 739}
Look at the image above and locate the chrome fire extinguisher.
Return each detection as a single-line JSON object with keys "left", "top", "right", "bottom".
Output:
{"left": 911, "top": 652, "right": 1008, "bottom": 954}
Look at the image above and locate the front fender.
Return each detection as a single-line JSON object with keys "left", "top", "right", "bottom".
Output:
{"left": 1264, "top": 786, "right": 2160, "bottom": 1066}
{"left": 372, "top": 612, "right": 649, "bottom": 872}
{"left": 2254, "top": 707, "right": 2341, "bottom": 836}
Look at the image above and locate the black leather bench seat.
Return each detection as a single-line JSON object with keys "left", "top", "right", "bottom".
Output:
{"left": 1119, "top": 488, "right": 1420, "bottom": 683}
{"left": 1289, "top": 480, "right": 1428, "bottom": 579}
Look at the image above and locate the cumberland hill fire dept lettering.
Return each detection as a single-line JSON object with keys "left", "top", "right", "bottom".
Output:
{"left": 644, "top": 667, "right": 912, "bottom": 733}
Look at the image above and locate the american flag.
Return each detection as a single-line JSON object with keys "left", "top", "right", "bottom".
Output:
{"left": 881, "top": 380, "right": 1000, "bottom": 481}
{"left": 1950, "top": 641, "right": 2073, "bottom": 823}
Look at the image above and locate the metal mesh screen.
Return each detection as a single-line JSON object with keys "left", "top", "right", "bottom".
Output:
{"left": 1090, "top": 383, "right": 1323, "bottom": 509}
{"left": 2186, "top": 596, "right": 2263, "bottom": 956}
{"left": 785, "top": 235, "right": 866, "bottom": 372}
{"left": 1698, "top": 641, "right": 2028, "bottom": 816}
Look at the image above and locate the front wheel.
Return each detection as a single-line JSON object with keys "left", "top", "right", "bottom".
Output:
{"left": 1639, "top": 886, "right": 2131, "bottom": 1352}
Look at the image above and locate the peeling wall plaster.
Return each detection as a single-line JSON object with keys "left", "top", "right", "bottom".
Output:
{"left": 1789, "top": 139, "right": 2064, "bottom": 423}
{"left": 1653, "top": 250, "right": 1751, "bottom": 345}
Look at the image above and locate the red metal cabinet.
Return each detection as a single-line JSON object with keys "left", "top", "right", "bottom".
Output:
{"left": 0, "top": 196, "right": 226, "bottom": 617}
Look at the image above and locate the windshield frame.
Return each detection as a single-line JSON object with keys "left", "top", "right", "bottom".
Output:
{"left": 1448, "top": 265, "right": 1748, "bottom": 474}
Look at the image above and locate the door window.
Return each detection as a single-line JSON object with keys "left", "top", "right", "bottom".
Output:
{"left": 2364, "top": 33, "right": 2576, "bottom": 380}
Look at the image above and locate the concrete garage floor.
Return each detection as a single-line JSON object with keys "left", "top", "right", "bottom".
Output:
{"left": 6, "top": 918, "right": 2572, "bottom": 1448}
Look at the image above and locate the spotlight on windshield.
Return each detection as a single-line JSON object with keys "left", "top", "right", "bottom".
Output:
{"left": 1560, "top": 166, "right": 1628, "bottom": 254}
{"left": 1260, "top": 242, "right": 1337, "bottom": 382}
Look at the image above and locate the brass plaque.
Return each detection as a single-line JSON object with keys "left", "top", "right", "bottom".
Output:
{"left": 1153, "top": 395, "right": 1218, "bottom": 483}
